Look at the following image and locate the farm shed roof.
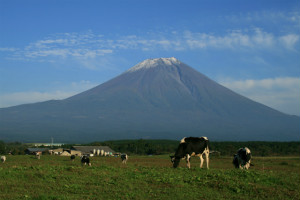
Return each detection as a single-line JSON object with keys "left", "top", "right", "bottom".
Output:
{"left": 70, "top": 150, "right": 82, "bottom": 156}
{"left": 72, "top": 146, "right": 115, "bottom": 154}
{"left": 52, "top": 148, "right": 64, "bottom": 152}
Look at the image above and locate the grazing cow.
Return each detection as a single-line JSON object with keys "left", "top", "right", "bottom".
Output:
{"left": 1, "top": 156, "right": 6, "bottom": 163}
{"left": 81, "top": 155, "right": 91, "bottom": 166}
{"left": 70, "top": 155, "right": 76, "bottom": 161}
{"left": 170, "top": 137, "right": 209, "bottom": 169}
{"left": 121, "top": 154, "right": 128, "bottom": 164}
{"left": 233, "top": 147, "right": 252, "bottom": 169}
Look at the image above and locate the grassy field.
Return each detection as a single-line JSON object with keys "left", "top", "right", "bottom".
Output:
{"left": 0, "top": 155, "right": 299, "bottom": 200}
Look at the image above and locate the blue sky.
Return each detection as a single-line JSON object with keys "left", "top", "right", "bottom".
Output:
{"left": 0, "top": 0, "right": 299, "bottom": 116}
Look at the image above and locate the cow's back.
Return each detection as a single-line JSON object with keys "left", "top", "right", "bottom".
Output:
{"left": 183, "top": 137, "right": 209, "bottom": 153}
{"left": 176, "top": 137, "right": 209, "bottom": 157}
{"left": 237, "top": 147, "right": 251, "bottom": 162}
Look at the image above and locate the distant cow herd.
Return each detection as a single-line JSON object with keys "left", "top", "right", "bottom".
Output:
{"left": 1, "top": 136, "right": 253, "bottom": 170}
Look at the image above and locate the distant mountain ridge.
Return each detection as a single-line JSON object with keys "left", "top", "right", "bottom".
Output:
{"left": 0, "top": 57, "right": 299, "bottom": 142}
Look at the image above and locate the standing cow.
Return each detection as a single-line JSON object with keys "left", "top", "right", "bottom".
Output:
{"left": 170, "top": 137, "right": 209, "bottom": 169}
{"left": 233, "top": 147, "right": 252, "bottom": 169}
{"left": 81, "top": 155, "right": 91, "bottom": 166}
{"left": 121, "top": 154, "right": 128, "bottom": 164}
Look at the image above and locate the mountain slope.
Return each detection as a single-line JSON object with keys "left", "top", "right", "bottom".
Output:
{"left": 0, "top": 57, "right": 299, "bottom": 142}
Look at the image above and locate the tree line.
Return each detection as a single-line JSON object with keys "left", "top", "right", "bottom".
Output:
{"left": 1, "top": 140, "right": 299, "bottom": 156}
{"left": 0, "top": 141, "right": 29, "bottom": 155}
{"left": 88, "top": 139, "right": 300, "bottom": 156}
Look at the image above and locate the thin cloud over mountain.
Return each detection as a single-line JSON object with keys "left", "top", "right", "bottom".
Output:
{"left": 1, "top": 29, "right": 298, "bottom": 62}
{"left": 220, "top": 77, "right": 300, "bottom": 115}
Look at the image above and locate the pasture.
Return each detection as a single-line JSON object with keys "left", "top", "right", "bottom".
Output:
{"left": 0, "top": 155, "right": 299, "bottom": 200}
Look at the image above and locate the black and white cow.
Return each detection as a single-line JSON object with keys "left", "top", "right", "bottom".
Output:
{"left": 121, "top": 154, "right": 128, "bottom": 164}
{"left": 81, "top": 155, "right": 91, "bottom": 166}
{"left": 70, "top": 155, "right": 76, "bottom": 161}
{"left": 233, "top": 147, "right": 252, "bottom": 169}
{"left": 170, "top": 137, "right": 209, "bottom": 169}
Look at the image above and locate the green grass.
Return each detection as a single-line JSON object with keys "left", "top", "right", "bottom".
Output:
{"left": 0, "top": 155, "right": 299, "bottom": 200}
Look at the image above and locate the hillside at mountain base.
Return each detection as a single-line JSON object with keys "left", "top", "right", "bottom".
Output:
{"left": 0, "top": 57, "right": 299, "bottom": 142}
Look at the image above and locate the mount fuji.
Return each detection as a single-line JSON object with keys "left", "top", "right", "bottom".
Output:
{"left": 0, "top": 57, "right": 299, "bottom": 142}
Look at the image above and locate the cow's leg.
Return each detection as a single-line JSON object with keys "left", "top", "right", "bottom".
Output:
{"left": 186, "top": 154, "right": 191, "bottom": 169}
{"left": 239, "top": 164, "right": 243, "bottom": 169}
{"left": 237, "top": 157, "right": 243, "bottom": 169}
{"left": 205, "top": 149, "right": 209, "bottom": 169}
{"left": 199, "top": 154, "right": 204, "bottom": 168}
{"left": 245, "top": 163, "right": 248, "bottom": 169}
{"left": 245, "top": 161, "right": 250, "bottom": 169}
{"left": 247, "top": 160, "right": 251, "bottom": 169}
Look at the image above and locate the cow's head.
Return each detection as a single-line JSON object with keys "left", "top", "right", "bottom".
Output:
{"left": 170, "top": 155, "right": 180, "bottom": 168}
{"left": 170, "top": 155, "right": 175, "bottom": 163}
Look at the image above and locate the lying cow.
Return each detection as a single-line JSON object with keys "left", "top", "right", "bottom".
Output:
{"left": 170, "top": 137, "right": 209, "bottom": 169}
{"left": 1, "top": 156, "right": 6, "bottom": 163}
{"left": 81, "top": 155, "right": 91, "bottom": 166}
{"left": 233, "top": 147, "right": 252, "bottom": 169}
{"left": 121, "top": 154, "right": 128, "bottom": 164}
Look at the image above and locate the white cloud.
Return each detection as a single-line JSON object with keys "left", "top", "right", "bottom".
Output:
{"left": 3, "top": 29, "right": 299, "bottom": 67}
{"left": 11, "top": 31, "right": 114, "bottom": 63}
{"left": 0, "top": 47, "right": 18, "bottom": 52}
{"left": 252, "top": 28, "right": 274, "bottom": 47}
{"left": 227, "top": 10, "right": 300, "bottom": 27}
{"left": 220, "top": 77, "right": 300, "bottom": 90}
{"left": 0, "top": 81, "right": 97, "bottom": 108}
{"left": 183, "top": 28, "right": 282, "bottom": 50}
{"left": 279, "top": 34, "right": 299, "bottom": 50}
{"left": 0, "top": 91, "right": 73, "bottom": 107}
{"left": 25, "top": 49, "right": 70, "bottom": 58}
{"left": 219, "top": 77, "right": 300, "bottom": 116}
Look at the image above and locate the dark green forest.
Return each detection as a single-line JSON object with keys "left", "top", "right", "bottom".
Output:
{"left": 1, "top": 140, "right": 299, "bottom": 156}
{"left": 87, "top": 140, "right": 300, "bottom": 156}
{"left": 0, "top": 141, "right": 28, "bottom": 155}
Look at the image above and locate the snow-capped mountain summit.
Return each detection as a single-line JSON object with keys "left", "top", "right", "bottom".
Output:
{"left": 0, "top": 58, "right": 299, "bottom": 142}
{"left": 127, "top": 57, "right": 181, "bottom": 72}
